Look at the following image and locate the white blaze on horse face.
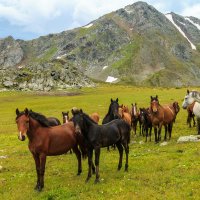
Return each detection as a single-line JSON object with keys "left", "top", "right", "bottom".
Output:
{"left": 75, "top": 124, "right": 81, "bottom": 134}
{"left": 18, "top": 131, "right": 22, "bottom": 141}
{"left": 65, "top": 116, "right": 69, "bottom": 123}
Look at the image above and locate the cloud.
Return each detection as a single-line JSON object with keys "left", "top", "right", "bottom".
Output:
{"left": 181, "top": 3, "right": 200, "bottom": 18}
{"left": 0, "top": 0, "right": 199, "bottom": 39}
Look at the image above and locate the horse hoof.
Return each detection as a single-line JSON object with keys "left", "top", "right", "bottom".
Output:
{"left": 94, "top": 179, "right": 100, "bottom": 184}
{"left": 118, "top": 166, "right": 122, "bottom": 171}
{"left": 85, "top": 177, "right": 91, "bottom": 183}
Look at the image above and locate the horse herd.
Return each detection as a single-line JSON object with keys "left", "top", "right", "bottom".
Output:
{"left": 15, "top": 90, "right": 198, "bottom": 191}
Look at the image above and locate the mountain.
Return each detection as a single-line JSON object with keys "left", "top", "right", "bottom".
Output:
{"left": 0, "top": 1, "right": 200, "bottom": 90}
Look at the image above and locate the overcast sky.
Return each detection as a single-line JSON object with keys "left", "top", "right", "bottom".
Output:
{"left": 0, "top": 0, "right": 200, "bottom": 40}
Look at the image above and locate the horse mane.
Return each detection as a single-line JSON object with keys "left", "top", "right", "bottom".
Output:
{"left": 29, "top": 111, "right": 50, "bottom": 127}
{"left": 82, "top": 112, "right": 98, "bottom": 124}
{"left": 190, "top": 91, "right": 200, "bottom": 102}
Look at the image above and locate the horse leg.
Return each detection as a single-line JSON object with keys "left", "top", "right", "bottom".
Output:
{"left": 145, "top": 127, "right": 148, "bottom": 142}
{"left": 149, "top": 126, "right": 152, "bottom": 142}
{"left": 33, "top": 153, "right": 40, "bottom": 190}
{"left": 154, "top": 127, "right": 157, "bottom": 143}
{"left": 72, "top": 145, "right": 82, "bottom": 175}
{"left": 168, "top": 123, "right": 173, "bottom": 140}
{"left": 94, "top": 148, "right": 100, "bottom": 183}
{"left": 92, "top": 161, "right": 96, "bottom": 174}
{"left": 158, "top": 124, "right": 162, "bottom": 142}
{"left": 197, "top": 118, "right": 200, "bottom": 135}
{"left": 116, "top": 142, "right": 123, "bottom": 170}
{"left": 122, "top": 142, "right": 129, "bottom": 171}
{"left": 164, "top": 125, "right": 167, "bottom": 141}
{"left": 193, "top": 116, "right": 196, "bottom": 127}
{"left": 38, "top": 153, "right": 46, "bottom": 191}
{"left": 86, "top": 148, "right": 93, "bottom": 182}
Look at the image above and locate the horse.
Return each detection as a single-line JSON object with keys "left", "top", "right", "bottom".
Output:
{"left": 30, "top": 109, "right": 61, "bottom": 126}
{"left": 90, "top": 113, "right": 100, "bottom": 124}
{"left": 15, "top": 108, "right": 87, "bottom": 191}
{"left": 47, "top": 117, "right": 61, "bottom": 126}
{"left": 149, "top": 96, "right": 178, "bottom": 142}
{"left": 62, "top": 111, "right": 100, "bottom": 124}
{"left": 62, "top": 111, "right": 70, "bottom": 123}
{"left": 102, "top": 98, "right": 120, "bottom": 124}
{"left": 102, "top": 98, "right": 120, "bottom": 150}
{"left": 139, "top": 108, "right": 152, "bottom": 142}
{"left": 118, "top": 105, "right": 131, "bottom": 126}
{"left": 186, "top": 103, "right": 196, "bottom": 128}
{"left": 130, "top": 103, "right": 141, "bottom": 135}
{"left": 71, "top": 109, "right": 130, "bottom": 183}
{"left": 182, "top": 90, "right": 200, "bottom": 134}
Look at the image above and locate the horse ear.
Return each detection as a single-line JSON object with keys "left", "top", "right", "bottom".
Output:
{"left": 80, "top": 109, "right": 83, "bottom": 113}
{"left": 16, "top": 108, "right": 20, "bottom": 116}
{"left": 116, "top": 98, "right": 118, "bottom": 102}
{"left": 111, "top": 98, "right": 113, "bottom": 102}
{"left": 150, "top": 96, "right": 153, "bottom": 100}
{"left": 131, "top": 103, "right": 133, "bottom": 106}
{"left": 71, "top": 109, "right": 75, "bottom": 115}
{"left": 156, "top": 95, "right": 158, "bottom": 99}
{"left": 187, "top": 89, "right": 190, "bottom": 94}
{"left": 24, "top": 108, "right": 29, "bottom": 116}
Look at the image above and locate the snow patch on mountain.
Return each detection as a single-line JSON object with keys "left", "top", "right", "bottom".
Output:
{"left": 185, "top": 17, "right": 200, "bottom": 31}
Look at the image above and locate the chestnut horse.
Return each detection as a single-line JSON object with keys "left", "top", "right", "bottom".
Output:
{"left": 130, "top": 103, "right": 141, "bottom": 135}
{"left": 149, "top": 96, "right": 178, "bottom": 142}
{"left": 118, "top": 105, "right": 131, "bottom": 126}
{"left": 16, "top": 108, "right": 87, "bottom": 191}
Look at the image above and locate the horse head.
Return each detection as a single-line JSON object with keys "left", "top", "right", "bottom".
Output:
{"left": 173, "top": 101, "right": 180, "bottom": 114}
{"left": 62, "top": 111, "right": 69, "bottom": 123}
{"left": 110, "top": 98, "right": 120, "bottom": 119}
{"left": 71, "top": 108, "right": 84, "bottom": 134}
{"left": 182, "top": 90, "right": 197, "bottom": 109}
{"left": 150, "top": 95, "right": 159, "bottom": 113}
{"left": 15, "top": 108, "right": 30, "bottom": 141}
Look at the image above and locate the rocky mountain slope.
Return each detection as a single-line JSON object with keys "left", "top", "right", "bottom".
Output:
{"left": 0, "top": 1, "right": 200, "bottom": 90}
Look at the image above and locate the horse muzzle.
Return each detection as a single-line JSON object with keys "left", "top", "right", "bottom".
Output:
{"left": 182, "top": 103, "right": 187, "bottom": 109}
{"left": 74, "top": 125, "right": 82, "bottom": 135}
{"left": 18, "top": 132, "right": 26, "bottom": 141}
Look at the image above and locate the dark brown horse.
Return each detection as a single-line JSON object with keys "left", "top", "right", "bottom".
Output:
{"left": 187, "top": 102, "right": 196, "bottom": 127}
{"left": 15, "top": 108, "right": 87, "bottom": 191}
{"left": 62, "top": 111, "right": 70, "bottom": 124}
{"left": 47, "top": 117, "right": 61, "bottom": 126}
{"left": 149, "top": 96, "right": 178, "bottom": 142}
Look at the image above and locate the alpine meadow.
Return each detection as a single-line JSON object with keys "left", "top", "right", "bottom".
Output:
{"left": 1, "top": 85, "right": 200, "bottom": 199}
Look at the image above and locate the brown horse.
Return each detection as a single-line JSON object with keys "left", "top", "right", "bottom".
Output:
{"left": 149, "top": 96, "right": 178, "bottom": 142}
{"left": 16, "top": 108, "right": 87, "bottom": 191}
{"left": 187, "top": 102, "right": 196, "bottom": 128}
{"left": 119, "top": 105, "right": 131, "bottom": 126}
{"left": 63, "top": 111, "right": 100, "bottom": 124}
{"left": 130, "top": 103, "right": 141, "bottom": 135}
{"left": 90, "top": 113, "right": 100, "bottom": 124}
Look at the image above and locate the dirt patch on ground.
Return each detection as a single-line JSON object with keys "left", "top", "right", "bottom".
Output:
{"left": 35, "top": 91, "right": 82, "bottom": 96}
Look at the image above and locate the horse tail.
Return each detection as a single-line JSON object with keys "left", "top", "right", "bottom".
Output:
{"left": 76, "top": 133, "right": 87, "bottom": 159}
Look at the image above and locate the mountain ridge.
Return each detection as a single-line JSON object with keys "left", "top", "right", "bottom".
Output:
{"left": 0, "top": 1, "right": 200, "bottom": 90}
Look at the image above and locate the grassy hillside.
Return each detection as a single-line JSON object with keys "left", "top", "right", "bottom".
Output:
{"left": 1, "top": 85, "right": 200, "bottom": 199}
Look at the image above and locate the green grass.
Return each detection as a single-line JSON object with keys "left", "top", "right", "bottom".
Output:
{"left": 1, "top": 85, "right": 200, "bottom": 199}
